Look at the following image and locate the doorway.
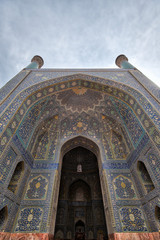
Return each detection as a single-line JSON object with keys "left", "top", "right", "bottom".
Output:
{"left": 75, "top": 220, "right": 85, "bottom": 240}
{"left": 54, "top": 146, "right": 108, "bottom": 240}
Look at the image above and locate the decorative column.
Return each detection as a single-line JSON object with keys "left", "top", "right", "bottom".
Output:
{"left": 25, "top": 55, "right": 44, "bottom": 69}
{"left": 115, "top": 54, "right": 136, "bottom": 69}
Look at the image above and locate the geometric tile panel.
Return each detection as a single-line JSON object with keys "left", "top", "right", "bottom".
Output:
{"left": 128, "top": 133, "right": 149, "bottom": 168}
{"left": 119, "top": 207, "right": 147, "bottom": 232}
{"left": 32, "top": 132, "right": 49, "bottom": 160}
{"left": 102, "top": 130, "right": 129, "bottom": 161}
{"left": 12, "top": 134, "right": 34, "bottom": 167}
{"left": 112, "top": 98, "right": 144, "bottom": 147}
{"left": 18, "top": 100, "right": 47, "bottom": 147}
{"left": 113, "top": 175, "right": 137, "bottom": 199}
{"left": 147, "top": 153, "right": 160, "bottom": 180}
{"left": 24, "top": 175, "right": 49, "bottom": 200}
{"left": 0, "top": 147, "right": 17, "bottom": 184}
{"left": 111, "top": 130, "right": 128, "bottom": 160}
{"left": 15, "top": 207, "right": 43, "bottom": 232}
{"left": 56, "top": 87, "right": 103, "bottom": 113}
{"left": 60, "top": 112, "right": 101, "bottom": 140}
{"left": 31, "top": 117, "right": 58, "bottom": 161}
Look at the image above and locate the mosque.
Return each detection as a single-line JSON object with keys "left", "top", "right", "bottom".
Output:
{"left": 0, "top": 55, "right": 159, "bottom": 240}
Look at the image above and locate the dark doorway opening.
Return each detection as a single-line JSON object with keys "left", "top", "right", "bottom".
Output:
{"left": 55, "top": 146, "right": 108, "bottom": 240}
{"left": 75, "top": 220, "right": 85, "bottom": 240}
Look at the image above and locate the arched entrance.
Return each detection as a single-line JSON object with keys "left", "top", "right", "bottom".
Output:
{"left": 54, "top": 144, "right": 108, "bottom": 240}
{"left": 75, "top": 220, "right": 85, "bottom": 240}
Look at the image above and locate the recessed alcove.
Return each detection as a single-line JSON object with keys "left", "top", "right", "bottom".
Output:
{"left": 155, "top": 206, "right": 160, "bottom": 229}
{"left": 137, "top": 161, "right": 155, "bottom": 194}
{"left": 0, "top": 206, "right": 8, "bottom": 229}
{"left": 8, "top": 161, "right": 24, "bottom": 194}
{"left": 54, "top": 146, "right": 108, "bottom": 240}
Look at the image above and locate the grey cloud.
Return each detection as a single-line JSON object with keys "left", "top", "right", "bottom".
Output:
{"left": 0, "top": 0, "right": 159, "bottom": 88}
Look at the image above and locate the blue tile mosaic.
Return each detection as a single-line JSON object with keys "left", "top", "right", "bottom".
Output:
{"left": 113, "top": 175, "right": 136, "bottom": 199}
{"left": 12, "top": 134, "right": 33, "bottom": 167}
{"left": 15, "top": 207, "right": 43, "bottom": 232}
{"left": 119, "top": 207, "right": 147, "bottom": 232}
{"left": 25, "top": 175, "right": 49, "bottom": 200}
{"left": 0, "top": 147, "right": 17, "bottom": 184}
{"left": 0, "top": 67, "right": 160, "bottom": 235}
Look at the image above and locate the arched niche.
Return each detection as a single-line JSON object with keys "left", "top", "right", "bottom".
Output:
{"left": 27, "top": 115, "right": 59, "bottom": 162}
{"left": 53, "top": 138, "right": 109, "bottom": 239}
{"left": 32, "top": 130, "right": 49, "bottom": 160}
{"left": 60, "top": 136, "right": 100, "bottom": 165}
{"left": 110, "top": 129, "right": 128, "bottom": 159}
{"left": 69, "top": 179, "right": 91, "bottom": 202}
{"left": 55, "top": 229, "right": 64, "bottom": 239}
{"left": 75, "top": 220, "right": 85, "bottom": 240}
{"left": 0, "top": 206, "right": 8, "bottom": 230}
{"left": 8, "top": 161, "right": 24, "bottom": 194}
{"left": 56, "top": 208, "right": 65, "bottom": 225}
{"left": 155, "top": 206, "right": 160, "bottom": 230}
{"left": 88, "top": 230, "right": 94, "bottom": 239}
{"left": 137, "top": 161, "right": 155, "bottom": 194}
{"left": 67, "top": 231, "right": 72, "bottom": 239}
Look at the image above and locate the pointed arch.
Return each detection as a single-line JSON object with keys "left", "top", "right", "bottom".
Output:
{"left": 52, "top": 136, "right": 109, "bottom": 238}
{"left": 67, "top": 231, "right": 72, "bottom": 239}
{"left": 137, "top": 161, "right": 155, "bottom": 194}
{"left": 0, "top": 206, "right": 8, "bottom": 229}
{"left": 8, "top": 161, "right": 24, "bottom": 194}
{"left": 55, "top": 230, "right": 64, "bottom": 239}
{"left": 61, "top": 136, "right": 100, "bottom": 159}
{"left": 155, "top": 206, "right": 160, "bottom": 229}
{"left": 75, "top": 220, "right": 85, "bottom": 233}
{"left": 68, "top": 179, "right": 91, "bottom": 202}
{"left": 32, "top": 130, "right": 49, "bottom": 160}
{"left": 1, "top": 74, "right": 160, "bottom": 159}
{"left": 56, "top": 208, "right": 65, "bottom": 225}
{"left": 110, "top": 130, "right": 128, "bottom": 159}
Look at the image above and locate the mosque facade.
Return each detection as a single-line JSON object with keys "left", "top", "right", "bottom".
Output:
{"left": 0, "top": 55, "right": 160, "bottom": 240}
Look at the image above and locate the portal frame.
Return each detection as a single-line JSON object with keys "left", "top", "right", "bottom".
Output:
{"left": 50, "top": 136, "right": 113, "bottom": 236}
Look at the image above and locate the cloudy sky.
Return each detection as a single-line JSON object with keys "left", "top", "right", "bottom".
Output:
{"left": 0, "top": 0, "right": 160, "bottom": 88}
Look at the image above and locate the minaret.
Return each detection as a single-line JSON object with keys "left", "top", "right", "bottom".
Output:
{"left": 25, "top": 55, "right": 44, "bottom": 69}
{"left": 115, "top": 54, "right": 136, "bottom": 69}
{"left": 115, "top": 54, "right": 160, "bottom": 104}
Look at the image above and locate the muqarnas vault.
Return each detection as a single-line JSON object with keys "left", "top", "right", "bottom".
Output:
{"left": 0, "top": 55, "right": 160, "bottom": 240}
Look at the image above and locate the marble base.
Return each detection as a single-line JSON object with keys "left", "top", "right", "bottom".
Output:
{"left": 0, "top": 232, "right": 11, "bottom": 240}
{"left": 0, "top": 233, "right": 54, "bottom": 240}
{"left": 0, "top": 232, "right": 159, "bottom": 240}
{"left": 109, "top": 232, "right": 160, "bottom": 240}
